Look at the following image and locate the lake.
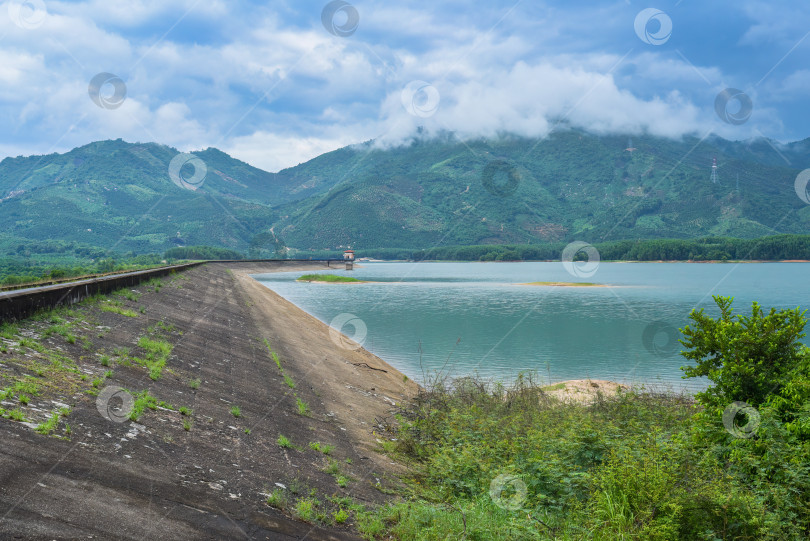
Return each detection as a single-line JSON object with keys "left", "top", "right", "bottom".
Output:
{"left": 254, "top": 261, "right": 810, "bottom": 391}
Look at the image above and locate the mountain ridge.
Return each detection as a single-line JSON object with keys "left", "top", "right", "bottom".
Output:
{"left": 1, "top": 132, "right": 809, "bottom": 257}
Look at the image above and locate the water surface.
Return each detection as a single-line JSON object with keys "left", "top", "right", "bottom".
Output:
{"left": 254, "top": 261, "right": 810, "bottom": 390}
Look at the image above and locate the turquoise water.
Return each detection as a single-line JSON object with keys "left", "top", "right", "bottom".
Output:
{"left": 254, "top": 262, "right": 810, "bottom": 390}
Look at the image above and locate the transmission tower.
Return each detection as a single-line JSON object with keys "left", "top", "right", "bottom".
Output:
{"left": 710, "top": 157, "right": 718, "bottom": 184}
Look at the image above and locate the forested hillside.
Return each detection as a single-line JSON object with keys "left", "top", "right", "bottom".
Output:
{"left": 2, "top": 132, "right": 810, "bottom": 259}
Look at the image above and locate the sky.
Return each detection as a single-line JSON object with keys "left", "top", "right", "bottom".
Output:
{"left": 0, "top": 0, "right": 808, "bottom": 172}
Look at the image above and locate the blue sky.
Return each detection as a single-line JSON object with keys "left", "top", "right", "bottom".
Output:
{"left": 0, "top": 0, "right": 808, "bottom": 171}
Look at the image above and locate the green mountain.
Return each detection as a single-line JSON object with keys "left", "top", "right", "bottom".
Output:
{"left": 0, "top": 139, "right": 285, "bottom": 257}
{"left": 275, "top": 132, "right": 810, "bottom": 249}
{"left": 1, "top": 132, "right": 809, "bottom": 258}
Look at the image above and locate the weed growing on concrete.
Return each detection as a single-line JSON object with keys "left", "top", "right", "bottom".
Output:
{"left": 6, "top": 409, "right": 25, "bottom": 421}
{"left": 99, "top": 304, "right": 138, "bottom": 318}
{"left": 309, "top": 442, "right": 334, "bottom": 455}
{"left": 277, "top": 434, "right": 293, "bottom": 448}
{"left": 129, "top": 390, "right": 159, "bottom": 421}
{"left": 35, "top": 413, "right": 59, "bottom": 435}
{"left": 266, "top": 489, "right": 287, "bottom": 509}
{"left": 189, "top": 378, "right": 200, "bottom": 389}
{"left": 136, "top": 336, "right": 172, "bottom": 380}
{"left": 294, "top": 498, "right": 318, "bottom": 522}
{"left": 296, "top": 398, "right": 309, "bottom": 416}
{"left": 230, "top": 405, "right": 241, "bottom": 418}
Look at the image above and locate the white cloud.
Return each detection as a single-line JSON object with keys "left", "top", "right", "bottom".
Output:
{"left": 222, "top": 130, "right": 360, "bottom": 172}
{"left": 375, "top": 59, "right": 712, "bottom": 147}
{"left": 0, "top": 0, "right": 805, "bottom": 170}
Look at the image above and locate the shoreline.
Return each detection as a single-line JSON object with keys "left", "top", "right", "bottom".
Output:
{"left": 229, "top": 262, "right": 419, "bottom": 473}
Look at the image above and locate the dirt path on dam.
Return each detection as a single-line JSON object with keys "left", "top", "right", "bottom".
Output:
{"left": 0, "top": 261, "right": 417, "bottom": 540}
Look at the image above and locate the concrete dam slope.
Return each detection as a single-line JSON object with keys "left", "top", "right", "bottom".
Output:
{"left": 0, "top": 261, "right": 417, "bottom": 540}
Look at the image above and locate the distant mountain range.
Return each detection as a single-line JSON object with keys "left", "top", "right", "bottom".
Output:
{"left": 1, "top": 132, "right": 809, "bottom": 259}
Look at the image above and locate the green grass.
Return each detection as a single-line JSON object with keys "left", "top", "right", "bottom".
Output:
{"left": 230, "top": 405, "right": 241, "bottom": 418}
{"left": 296, "top": 398, "right": 309, "bottom": 416}
{"left": 323, "top": 459, "right": 340, "bottom": 475}
{"left": 277, "top": 434, "right": 293, "bottom": 448}
{"left": 283, "top": 374, "right": 296, "bottom": 389}
{"left": 189, "top": 378, "right": 200, "bottom": 389}
{"left": 264, "top": 339, "right": 282, "bottom": 370}
{"left": 353, "top": 369, "right": 810, "bottom": 540}
{"left": 5, "top": 409, "right": 25, "bottom": 421}
{"left": 99, "top": 304, "right": 139, "bottom": 317}
{"left": 266, "top": 489, "right": 287, "bottom": 509}
{"left": 35, "top": 413, "right": 59, "bottom": 435}
{"left": 179, "top": 406, "right": 191, "bottom": 416}
{"left": 136, "top": 336, "right": 172, "bottom": 380}
{"left": 113, "top": 289, "right": 140, "bottom": 302}
{"left": 297, "top": 274, "right": 362, "bottom": 283}
{"left": 182, "top": 418, "right": 192, "bottom": 431}
{"left": 309, "top": 442, "right": 334, "bottom": 455}
{"left": 294, "top": 498, "right": 318, "bottom": 522}
{"left": 129, "top": 390, "right": 160, "bottom": 422}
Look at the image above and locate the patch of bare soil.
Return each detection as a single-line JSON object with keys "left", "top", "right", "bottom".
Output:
{"left": 542, "top": 379, "right": 629, "bottom": 404}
